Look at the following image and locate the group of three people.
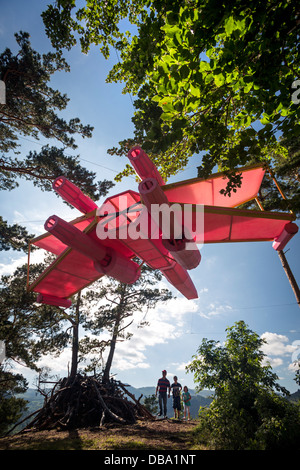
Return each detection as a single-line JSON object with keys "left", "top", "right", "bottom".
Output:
{"left": 155, "top": 370, "right": 191, "bottom": 419}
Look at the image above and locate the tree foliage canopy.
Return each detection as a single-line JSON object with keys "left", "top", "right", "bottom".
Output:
{"left": 0, "top": 263, "right": 71, "bottom": 371}
{"left": 187, "top": 320, "right": 287, "bottom": 396}
{"left": 42, "top": 0, "right": 300, "bottom": 212}
{"left": 0, "top": 31, "right": 113, "bottom": 198}
{"left": 0, "top": 32, "right": 114, "bottom": 252}
{"left": 0, "top": 216, "right": 34, "bottom": 252}
{"left": 187, "top": 321, "right": 300, "bottom": 449}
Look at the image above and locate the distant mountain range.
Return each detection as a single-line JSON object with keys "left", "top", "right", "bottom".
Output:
{"left": 17, "top": 385, "right": 213, "bottom": 424}
{"left": 287, "top": 389, "right": 300, "bottom": 403}
{"left": 125, "top": 385, "right": 213, "bottom": 419}
{"left": 126, "top": 385, "right": 213, "bottom": 399}
{"left": 17, "top": 386, "right": 300, "bottom": 424}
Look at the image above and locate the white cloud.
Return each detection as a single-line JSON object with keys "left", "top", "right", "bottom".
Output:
{"left": 261, "top": 332, "right": 295, "bottom": 357}
{"left": 198, "top": 302, "right": 232, "bottom": 319}
{"left": 77, "top": 299, "right": 185, "bottom": 374}
{"left": 267, "top": 357, "right": 283, "bottom": 368}
{"left": 172, "top": 361, "right": 189, "bottom": 371}
{"left": 37, "top": 348, "right": 72, "bottom": 374}
{"left": 157, "top": 297, "right": 198, "bottom": 321}
{"left": 204, "top": 255, "right": 217, "bottom": 269}
{"left": 0, "top": 255, "right": 27, "bottom": 277}
{"left": 0, "top": 247, "right": 47, "bottom": 277}
{"left": 99, "top": 292, "right": 234, "bottom": 374}
{"left": 13, "top": 210, "right": 46, "bottom": 237}
{"left": 112, "top": 349, "right": 150, "bottom": 371}
{"left": 8, "top": 348, "right": 72, "bottom": 381}
{"left": 100, "top": 296, "right": 199, "bottom": 373}
{"left": 260, "top": 332, "right": 299, "bottom": 370}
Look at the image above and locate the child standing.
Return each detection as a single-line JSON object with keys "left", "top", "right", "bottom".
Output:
{"left": 182, "top": 386, "right": 191, "bottom": 420}
{"left": 171, "top": 376, "right": 182, "bottom": 419}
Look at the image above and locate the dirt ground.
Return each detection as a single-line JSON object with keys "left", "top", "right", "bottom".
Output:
{"left": 0, "top": 418, "right": 201, "bottom": 451}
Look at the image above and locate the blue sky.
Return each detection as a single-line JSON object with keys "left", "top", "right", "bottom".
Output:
{"left": 1, "top": 0, "right": 300, "bottom": 393}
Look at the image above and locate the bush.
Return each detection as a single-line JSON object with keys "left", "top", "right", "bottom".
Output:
{"left": 193, "top": 393, "right": 300, "bottom": 450}
{"left": 188, "top": 322, "right": 300, "bottom": 450}
{"left": 250, "top": 393, "right": 300, "bottom": 450}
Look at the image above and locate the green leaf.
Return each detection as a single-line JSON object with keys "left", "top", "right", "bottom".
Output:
{"left": 244, "top": 82, "right": 253, "bottom": 93}
{"left": 190, "top": 84, "right": 201, "bottom": 98}
{"left": 224, "top": 16, "right": 235, "bottom": 35}
{"left": 244, "top": 115, "right": 252, "bottom": 127}
{"left": 261, "top": 115, "right": 270, "bottom": 125}
{"left": 174, "top": 31, "right": 182, "bottom": 46}
{"left": 152, "top": 94, "right": 162, "bottom": 102}
{"left": 224, "top": 16, "right": 246, "bottom": 36}
{"left": 235, "top": 18, "right": 246, "bottom": 33}
{"left": 199, "top": 61, "right": 211, "bottom": 72}
{"left": 281, "top": 107, "right": 290, "bottom": 117}
{"left": 160, "top": 112, "right": 174, "bottom": 121}
{"left": 214, "top": 73, "right": 225, "bottom": 87}
{"left": 160, "top": 99, "right": 175, "bottom": 113}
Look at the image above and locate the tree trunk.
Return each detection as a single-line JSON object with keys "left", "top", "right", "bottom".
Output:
{"left": 103, "top": 309, "right": 122, "bottom": 383}
{"left": 103, "top": 285, "right": 126, "bottom": 383}
{"left": 70, "top": 292, "right": 81, "bottom": 378}
{"left": 277, "top": 250, "right": 300, "bottom": 306}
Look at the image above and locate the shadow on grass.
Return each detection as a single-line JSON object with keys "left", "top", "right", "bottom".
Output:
{"left": 0, "top": 420, "right": 201, "bottom": 450}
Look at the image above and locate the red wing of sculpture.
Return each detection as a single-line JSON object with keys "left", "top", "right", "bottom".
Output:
{"left": 27, "top": 146, "right": 298, "bottom": 306}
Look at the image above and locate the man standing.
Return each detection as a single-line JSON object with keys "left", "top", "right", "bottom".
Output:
{"left": 155, "top": 370, "right": 171, "bottom": 418}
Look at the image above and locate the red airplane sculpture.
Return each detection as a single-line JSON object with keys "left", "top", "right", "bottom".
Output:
{"left": 27, "top": 146, "right": 298, "bottom": 307}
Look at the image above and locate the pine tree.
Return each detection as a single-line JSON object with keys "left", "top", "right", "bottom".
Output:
{"left": 0, "top": 31, "right": 114, "bottom": 252}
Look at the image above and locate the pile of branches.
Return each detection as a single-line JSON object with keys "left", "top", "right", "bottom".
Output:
{"left": 12, "top": 374, "right": 154, "bottom": 433}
